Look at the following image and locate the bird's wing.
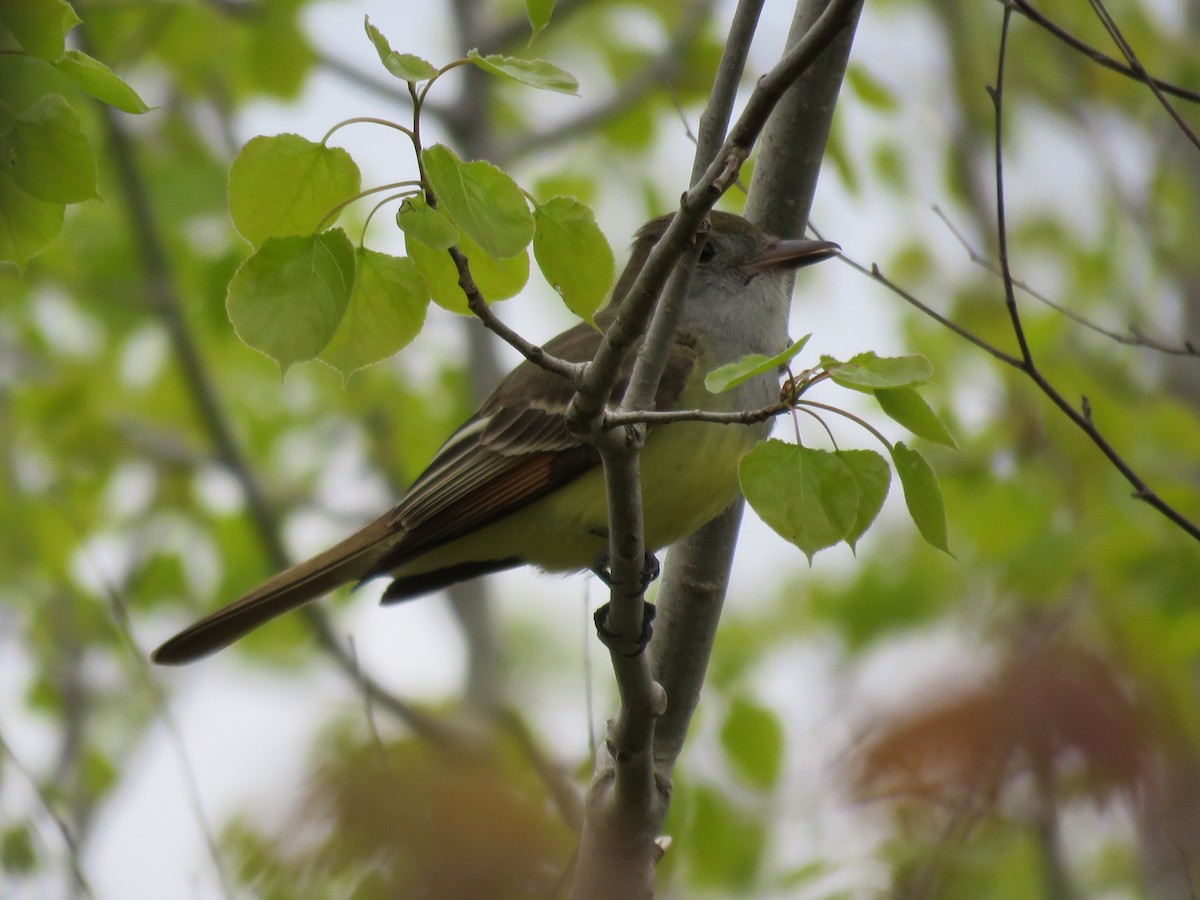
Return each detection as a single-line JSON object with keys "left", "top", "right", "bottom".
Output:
{"left": 151, "top": 320, "right": 700, "bottom": 665}
{"left": 365, "top": 321, "right": 701, "bottom": 573}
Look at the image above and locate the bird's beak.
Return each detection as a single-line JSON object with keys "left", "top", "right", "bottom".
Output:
{"left": 741, "top": 238, "right": 841, "bottom": 275}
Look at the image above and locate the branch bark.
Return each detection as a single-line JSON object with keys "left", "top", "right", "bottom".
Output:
{"left": 569, "top": 2, "right": 862, "bottom": 897}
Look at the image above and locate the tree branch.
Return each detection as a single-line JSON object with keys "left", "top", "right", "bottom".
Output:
{"left": 447, "top": 246, "right": 586, "bottom": 383}
{"left": 1083, "top": 0, "right": 1200, "bottom": 151}
{"left": 606, "top": 403, "right": 790, "bottom": 428}
{"left": 932, "top": 205, "right": 1199, "bottom": 357}
{"left": 1006, "top": 0, "right": 1200, "bottom": 105}
{"left": 654, "top": 0, "right": 863, "bottom": 780}
{"left": 570, "top": 2, "right": 862, "bottom": 897}
{"left": 989, "top": 7, "right": 1200, "bottom": 542}
{"left": 0, "top": 729, "right": 99, "bottom": 900}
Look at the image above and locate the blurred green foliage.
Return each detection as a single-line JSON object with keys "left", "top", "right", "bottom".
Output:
{"left": 2, "top": 0, "right": 1200, "bottom": 897}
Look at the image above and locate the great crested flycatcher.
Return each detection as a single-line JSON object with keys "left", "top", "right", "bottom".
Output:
{"left": 151, "top": 212, "right": 839, "bottom": 665}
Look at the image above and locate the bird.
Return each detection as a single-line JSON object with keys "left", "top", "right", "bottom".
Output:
{"left": 151, "top": 211, "right": 840, "bottom": 665}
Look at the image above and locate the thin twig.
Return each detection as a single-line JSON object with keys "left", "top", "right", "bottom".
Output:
{"left": 571, "top": 0, "right": 862, "bottom": 433}
{"left": 1084, "top": 0, "right": 1200, "bottom": 151}
{"left": 84, "top": 552, "right": 235, "bottom": 900}
{"left": 0, "top": 730, "right": 99, "bottom": 900}
{"left": 446, "top": 246, "right": 586, "bottom": 382}
{"left": 347, "top": 637, "right": 398, "bottom": 791}
{"left": 498, "top": 710, "right": 586, "bottom": 831}
{"left": 860, "top": 250, "right": 1200, "bottom": 544}
{"left": 986, "top": 7, "right": 1200, "bottom": 542}
{"left": 605, "top": 402, "right": 788, "bottom": 428}
{"left": 990, "top": 15, "right": 1035, "bottom": 367}
{"left": 844, "top": 252, "right": 1026, "bottom": 367}
{"left": 1005, "top": 0, "right": 1200, "bottom": 104}
{"left": 932, "top": 205, "right": 1200, "bottom": 357}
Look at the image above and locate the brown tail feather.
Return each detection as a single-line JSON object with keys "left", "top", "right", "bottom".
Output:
{"left": 151, "top": 515, "right": 397, "bottom": 666}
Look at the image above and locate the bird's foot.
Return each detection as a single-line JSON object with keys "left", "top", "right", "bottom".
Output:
{"left": 592, "top": 600, "right": 656, "bottom": 657}
{"left": 590, "top": 549, "right": 661, "bottom": 595}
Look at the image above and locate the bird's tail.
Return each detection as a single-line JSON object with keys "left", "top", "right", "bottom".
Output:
{"left": 151, "top": 515, "right": 396, "bottom": 666}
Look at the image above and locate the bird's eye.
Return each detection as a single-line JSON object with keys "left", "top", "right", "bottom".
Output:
{"left": 697, "top": 239, "right": 717, "bottom": 264}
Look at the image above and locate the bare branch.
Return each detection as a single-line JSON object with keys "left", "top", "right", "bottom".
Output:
{"left": 933, "top": 205, "right": 1200, "bottom": 357}
{"left": 0, "top": 730, "right": 99, "bottom": 900}
{"left": 623, "top": 0, "right": 767, "bottom": 414}
{"left": 1006, "top": 0, "right": 1200, "bottom": 105}
{"left": 606, "top": 402, "right": 789, "bottom": 428}
{"left": 855, "top": 256, "right": 1024, "bottom": 367}
{"left": 570, "top": 0, "right": 863, "bottom": 435}
{"left": 499, "top": 711, "right": 586, "bottom": 831}
{"left": 1083, "top": 0, "right": 1200, "bottom": 151}
{"left": 446, "top": 245, "right": 586, "bottom": 383}
{"left": 984, "top": 7, "right": 1200, "bottom": 542}
{"left": 571, "top": 2, "right": 863, "bottom": 898}
{"left": 846, "top": 239, "right": 1200, "bottom": 544}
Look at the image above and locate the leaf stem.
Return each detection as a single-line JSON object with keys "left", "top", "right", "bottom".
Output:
{"left": 797, "top": 399, "right": 894, "bottom": 452}
{"left": 313, "top": 180, "right": 421, "bottom": 233}
{"left": 321, "top": 116, "right": 415, "bottom": 145}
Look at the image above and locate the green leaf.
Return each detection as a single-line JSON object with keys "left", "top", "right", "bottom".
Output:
{"left": 229, "top": 134, "right": 361, "bottom": 247}
{"left": 526, "top": 0, "right": 555, "bottom": 40}
{"left": 776, "top": 861, "right": 830, "bottom": 890}
{"left": 532, "top": 196, "right": 613, "bottom": 322}
{"left": 720, "top": 696, "right": 785, "bottom": 791}
{"left": 823, "top": 351, "right": 932, "bottom": 391}
{"left": 53, "top": 51, "right": 150, "bottom": 114}
{"left": 421, "top": 144, "right": 533, "bottom": 258}
{"left": 0, "top": 0, "right": 80, "bottom": 60}
{"left": 321, "top": 249, "right": 429, "bottom": 377}
{"left": 875, "top": 387, "right": 957, "bottom": 447}
{"left": 533, "top": 172, "right": 596, "bottom": 206}
{"left": 603, "top": 99, "right": 656, "bottom": 151}
{"left": 226, "top": 230, "right": 356, "bottom": 372}
{"left": 466, "top": 50, "right": 579, "bottom": 95}
{"left": 0, "top": 824, "right": 36, "bottom": 874}
{"left": 838, "top": 449, "right": 891, "bottom": 551}
{"left": 1, "top": 95, "right": 98, "bottom": 203}
{"left": 81, "top": 746, "right": 117, "bottom": 796}
{"left": 0, "top": 173, "right": 64, "bottom": 269}
{"left": 406, "top": 230, "right": 528, "bottom": 315}
{"left": 890, "top": 442, "right": 951, "bottom": 554}
{"left": 706, "top": 334, "right": 811, "bottom": 393}
{"left": 687, "top": 785, "right": 766, "bottom": 889}
{"left": 363, "top": 16, "right": 438, "bottom": 82}
{"left": 846, "top": 63, "right": 898, "bottom": 112}
{"left": 740, "top": 440, "right": 859, "bottom": 563}
{"left": 395, "top": 195, "right": 458, "bottom": 249}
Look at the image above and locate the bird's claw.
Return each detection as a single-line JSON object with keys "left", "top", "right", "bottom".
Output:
{"left": 593, "top": 601, "right": 656, "bottom": 657}
{"left": 590, "top": 549, "right": 661, "bottom": 595}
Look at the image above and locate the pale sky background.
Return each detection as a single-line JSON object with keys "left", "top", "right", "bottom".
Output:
{"left": 2, "top": 0, "right": 1165, "bottom": 896}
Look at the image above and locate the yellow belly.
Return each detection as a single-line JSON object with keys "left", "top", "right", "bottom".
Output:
{"left": 394, "top": 418, "right": 762, "bottom": 576}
